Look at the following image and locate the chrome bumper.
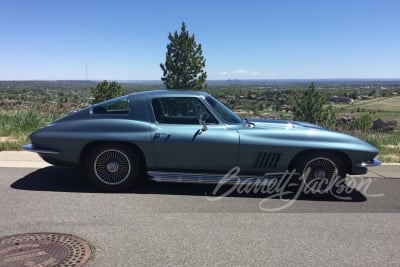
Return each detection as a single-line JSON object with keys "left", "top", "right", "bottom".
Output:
{"left": 359, "top": 158, "right": 381, "bottom": 167}
{"left": 22, "top": 144, "right": 60, "bottom": 155}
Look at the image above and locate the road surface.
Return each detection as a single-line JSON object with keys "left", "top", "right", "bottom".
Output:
{"left": 1, "top": 164, "right": 400, "bottom": 266}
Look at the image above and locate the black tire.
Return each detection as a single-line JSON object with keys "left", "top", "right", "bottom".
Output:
{"left": 293, "top": 152, "right": 346, "bottom": 195}
{"left": 85, "top": 143, "right": 142, "bottom": 192}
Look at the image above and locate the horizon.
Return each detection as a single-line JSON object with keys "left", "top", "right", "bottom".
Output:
{"left": 0, "top": 78, "right": 400, "bottom": 83}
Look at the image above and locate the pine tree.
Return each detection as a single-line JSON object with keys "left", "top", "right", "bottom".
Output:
{"left": 160, "top": 22, "right": 207, "bottom": 90}
{"left": 293, "top": 83, "right": 336, "bottom": 128}
{"left": 91, "top": 80, "right": 126, "bottom": 104}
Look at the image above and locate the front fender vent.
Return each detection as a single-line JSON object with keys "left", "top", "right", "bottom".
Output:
{"left": 254, "top": 152, "right": 281, "bottom": 168}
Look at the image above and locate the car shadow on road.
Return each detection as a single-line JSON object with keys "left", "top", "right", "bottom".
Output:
{"left": 11, "top": 166, "right": 96, "bottom": 193}
{"left": 11, "top": 166, "right": 367, "bottom": 202}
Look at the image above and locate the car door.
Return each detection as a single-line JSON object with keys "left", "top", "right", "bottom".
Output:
{"left": 149, "top": 97, "right": 239, "bottom": 172}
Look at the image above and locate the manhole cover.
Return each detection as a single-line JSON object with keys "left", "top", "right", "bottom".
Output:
{"left": 0, "top": 233, "right": 91, "bottom": 267}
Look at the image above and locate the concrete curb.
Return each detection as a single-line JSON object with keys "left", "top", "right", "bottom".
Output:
{"left": 0, "top": 151, "right": 399, "bottom": 178}
{"left": 0, "top": 151, "right": 51, "bottom": 168}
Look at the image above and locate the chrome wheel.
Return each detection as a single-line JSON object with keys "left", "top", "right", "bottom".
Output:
{"left": 86, "top": 143, "right": 144, "bottom": 191}
{"left": 93, "top": 149, "right": 132, "bottom": 185}
{"left": 300, "top": 156, "right": 342, "bottom": 194}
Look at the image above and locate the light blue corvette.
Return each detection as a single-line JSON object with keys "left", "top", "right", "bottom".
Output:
{"left": 23, "top": 90, "right": 380, "bottom": 192}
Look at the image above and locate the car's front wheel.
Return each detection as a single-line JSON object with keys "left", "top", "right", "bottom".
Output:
{"left": 293, "top": 152, "right": 346, "bottom": 195}
{"left": 85, "top": 144, "right": 142, "bottom": 191}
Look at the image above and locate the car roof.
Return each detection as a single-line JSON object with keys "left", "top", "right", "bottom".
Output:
{"left": 129, "top": 89, "right": 211, "bottom": 98}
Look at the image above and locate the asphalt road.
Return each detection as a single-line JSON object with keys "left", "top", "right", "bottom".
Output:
{"left": 1, "top": 166, "right": 400, "bottom": 266}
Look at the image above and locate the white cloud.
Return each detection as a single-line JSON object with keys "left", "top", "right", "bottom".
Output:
{"left": 235, "top": 69, "right": 247, "bottom": 75}
{"left": 251, "top": 71, "right": 260, "bottom": 76}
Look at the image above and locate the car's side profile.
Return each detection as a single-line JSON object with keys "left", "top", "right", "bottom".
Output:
{"left": 23, "top": 90, "right": 380, "bottom": 193}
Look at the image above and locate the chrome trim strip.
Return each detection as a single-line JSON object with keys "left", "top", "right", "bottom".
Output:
{"left": 22, "top": 144, "right": 60, "bottom": 155}
{"left": 148, "top": 171, "right": 278, "bottom": 185}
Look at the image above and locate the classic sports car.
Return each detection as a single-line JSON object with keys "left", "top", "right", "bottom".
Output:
{"left": 23, "top": 90, "right": 380, "bottom": 193}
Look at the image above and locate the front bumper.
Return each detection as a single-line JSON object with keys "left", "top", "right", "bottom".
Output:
{"left": 351, "top": 158, "right": 381, "bottom": 175}
{"left": 360, "top": 158, "right": 382, "bottom": 167}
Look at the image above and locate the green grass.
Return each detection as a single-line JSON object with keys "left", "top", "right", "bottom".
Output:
{"left": 332, "top": 96, "right": 400, "bottom": 122}
{"left": 0, "top": 109, "right": 60, "bottom": 151}
{"left": 0, "top": 110, "right": 55, "bottom": 135}
{"left": 355, "top": 131, "right": 400, "bottom": 163}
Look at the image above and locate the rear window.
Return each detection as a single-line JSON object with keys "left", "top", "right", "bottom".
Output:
{"left": 92, "top": 96, "right": 129, "bottom": 114}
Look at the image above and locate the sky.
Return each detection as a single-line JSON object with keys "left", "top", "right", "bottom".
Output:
{"left": 0, "top": 0, "right": 399, "bottom": 80}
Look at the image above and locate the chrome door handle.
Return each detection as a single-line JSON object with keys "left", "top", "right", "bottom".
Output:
{"left": 154, "top": 133, "right": 171, "bottom": 140}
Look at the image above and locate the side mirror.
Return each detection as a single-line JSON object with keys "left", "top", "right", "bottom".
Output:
{"left": 199, "top": 112, "right": 208, "bottom": 132}
{"left": 202, "top": 121, "right": 208, "bottom": 132}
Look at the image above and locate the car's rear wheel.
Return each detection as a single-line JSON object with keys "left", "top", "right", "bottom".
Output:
{"left": 293, "top": 152, "right": 346, "bottom": 195}
{"left": 85, "top": 144, "right": 142, "bottom": 191}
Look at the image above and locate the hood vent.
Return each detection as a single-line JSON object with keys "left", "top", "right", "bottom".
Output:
{"left": 254, "top": 152, "right": 281, "bottom": 168}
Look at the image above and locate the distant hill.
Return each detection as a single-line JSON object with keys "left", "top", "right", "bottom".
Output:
{"left": 1, "top": 79, "right": 400, "bottom": 91}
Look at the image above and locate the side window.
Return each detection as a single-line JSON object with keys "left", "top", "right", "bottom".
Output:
{"left": 152, "top": 97, "right": 218, "bottom": 124}
{"left": 195, "top": 100, "right": 218, "bottom": 124}
{"left": 92, "top": 96, "right": 129, "bottom": 114}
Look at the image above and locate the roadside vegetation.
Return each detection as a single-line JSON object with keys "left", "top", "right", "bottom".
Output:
{"left": 357, "top": 131, "right": 400, "bottom": 163}
{"left": 1, "top": 80, "right": 399, "bottom": 162}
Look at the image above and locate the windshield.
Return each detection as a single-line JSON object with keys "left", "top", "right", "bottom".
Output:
{"left": 205, "top": 96, "right": 242, "bottom": 124}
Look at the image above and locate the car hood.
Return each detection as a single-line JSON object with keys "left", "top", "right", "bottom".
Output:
{"left": 240, "top": 119, "right": 379, "bottom": 155}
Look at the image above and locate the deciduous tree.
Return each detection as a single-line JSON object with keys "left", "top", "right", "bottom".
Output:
{"left": 91, "top": 80, "right": 126, "bottom": 104}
